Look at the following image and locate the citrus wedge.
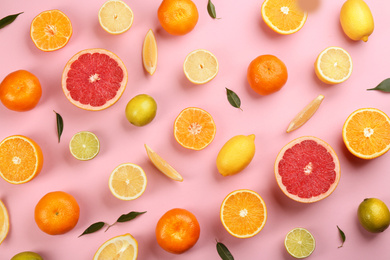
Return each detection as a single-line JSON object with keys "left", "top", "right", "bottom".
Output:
{"left": 69, "top": 131, "right": 100, "bottom": 161}
{"left": 315, "top": 46, "right": 353, "bottom": 84}
{"left": 287, "top": 94, "right": 324, "bottom": 133}
{"left": 109, "top": 163, "right": 147, "bottom": 200}
{"left": 93, "top": 233, "right": 138, "bottom": 260}
{"left": 183, "top": 49, "right": 218, "bottom": 84}
{"left": 144, "top": 144, "right": 183, "bottom": 182}
{"left": 285, "top": 228, "right": 315, "bottom": 258}
{"left": 0, "top": 200, "right": 9, "bottom": 245}
{"left": 98, "top": 0, "right": 134, "bottom": 34}
{"left": 143, "top": 29, "right": 157, "bottom": 76}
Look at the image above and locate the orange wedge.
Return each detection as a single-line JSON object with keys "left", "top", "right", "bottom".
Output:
{"left": 183, "top": 49, "right": 218, "bottom": 84}
{"left": 93, "top": 233, "right": 138, "bottom": 260}
{"left": 143, "top": 29, "right": 158, "bottom": 75}
{"left": 0, "top": 200, "right": 9, "bottom": 245}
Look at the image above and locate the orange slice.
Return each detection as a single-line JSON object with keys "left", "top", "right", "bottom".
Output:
{"left": 173, "top": 107, "right": 216, "bottom": 150}
{"left": 98, "top": 0, "right": 134, "bottom": 35}
{"left": 183, "top": 49, "right": 218, "bottom": 84}
{"left": 0, "top": 135, "right": 43, "bottom": 184}
{"left": 220, "top": 189, "right": 267, "bottom": 238}
{"left": 93, "top": 233, "right": 138, "bottom": 260}
{"left": 261, "top": 0, "right": 307, "bottom": 35}
{"left": 342, "top": 108, "right": 390, "bottom": 159}
{"left": 0, "top": 200, "right": 9, "bottom": 245}
{"left": 142, "top": 29, "right": 158, "bottom": 76}
{"left": 30, "top": 10, "right": 72, "bottom": 51}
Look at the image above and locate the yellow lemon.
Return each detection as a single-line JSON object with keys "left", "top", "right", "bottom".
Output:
{"left": 340, "top": 0, "right": 374, "bottom": 42}
{"left": 216, "top": 135, "right": 255, "bottom": 176}
{"left": 358, "top": 198, "right": 390, "bottom": 233}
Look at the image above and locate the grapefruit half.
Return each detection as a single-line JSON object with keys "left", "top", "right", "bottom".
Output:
{"left": 275, "top": 136, "right": 340, "bottom": 203}
{"left": 62, "top": 48, "right": 128, "bottom": 111}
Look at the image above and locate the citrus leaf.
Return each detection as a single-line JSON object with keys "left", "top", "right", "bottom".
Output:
{"left": 54, "top": 111, "right": 64, "bottom": 143}
{"left": 79, "top": 222, "right": 106, "bottom": 237}
{"left": 216, "top": 241, "right": 234, "bottom": 260}
{"left": 337, "top": 225, "right": 346, "bottom": 248}
{"left": 367, "top": 78, "right": 390, "bottom": 92}
{"left": 226, "top": 88, "right": 242, "bottom": 110}
{"left": 207, "top": 0, "right": 220, "bottom": 19}
{"left": 0, "top": 12, "right": 23, "bottom": 29}
{"left": 105, "top": 211, "right": 146, "bottom": 231}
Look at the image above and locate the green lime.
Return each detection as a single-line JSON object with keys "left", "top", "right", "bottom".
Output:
{"left": 284, "top": 228, "right": 315, "bottom": 259}
{"left": 358, "top": 198, "right": 390, "bottom": 233}
{"left": 69, "top": 131, "right": 100, "bottom": 161}
{"left": 11, "top": 251, "right": 43, "bottom": 260}
{"left": 125, "top": 94, "right": 157, "bottom": 126}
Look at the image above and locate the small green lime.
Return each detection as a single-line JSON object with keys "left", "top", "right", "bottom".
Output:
{"left": 11, "top": 251, "right": 43, "bottom": 260}
{"left": 358, "top": 198, "right": 390, "bottom": 233}
{"left": 125, "top": 94, "right": 157, "bottom": 126}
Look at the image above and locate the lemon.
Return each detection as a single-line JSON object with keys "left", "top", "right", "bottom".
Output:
{"left": 216, "top": 134, "right": 256, "bottom": 176}
{"left": 358, "top": 198, "right": 390, "bottom": 233}
{"left": 11, "top": 251, "right": 43, "bottom": 260}
{"left": 340, "top": 0, "right": 374, "bottom": 42}
{"left": 125, "top": 94, "right": 157, "bottom": 127}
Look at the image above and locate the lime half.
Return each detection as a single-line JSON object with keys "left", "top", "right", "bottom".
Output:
{"left": 284, "top": 228, "right": 315, "bottom": 259}
{"left": 69, "top": 131, "right": 100, "bottom": 160}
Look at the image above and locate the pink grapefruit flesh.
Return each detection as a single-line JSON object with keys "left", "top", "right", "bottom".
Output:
{"left": 62, "top": 48, "right": 128, "bottom": 111}
{"left": 275, "top": 136, "right": 340, "bottom": 203}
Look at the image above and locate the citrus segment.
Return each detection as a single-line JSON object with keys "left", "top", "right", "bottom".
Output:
{"left": 145, "top": 144, "right": 183, "bottom": 182}
{"left": 342, "top": 108, "right": 390, "bottom": 159}
{"left": 109, "top": 163, "right": 147, "bottom": 200}
{"left": 142, "top": 29, "right": 158, "bottom": 76}
{"left": 183, "top": 49, "right": 218, "bottom": 84}
{"left": 173, "top": 107, "right": 216, "bottom": 150}
{"left": 220, "top": 189, "right": 267, "bottom": 238}
{"left": 275, "top": 136, "right": 340, "bottom": 203}
{"left": 30, "top": 10, "right": 72, "bottom": 51}
{"left": 0, "top": 135, "right": 43, "bottom": 184}
{"left": 0, "top": 200, "right": 9, "bottom": 245}
{"left": 62, "top": 48, "right": 128, "bottom": 111}
{"left": 285, "top": 228, "right": 315, "bottom": 258}
{"left": 98, "top": 0, "right": 134, "bottom": 35}
{"left": 261, "top": 0, "right": 307, "bottom": 35}
{"left": 69, "top": 131, "right": 100, "bottom": 161}
{"left": 93, "top": 233, "right": 138, "bottom": 260}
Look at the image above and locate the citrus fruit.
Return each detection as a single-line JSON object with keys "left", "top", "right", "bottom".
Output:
{"left": 156, "top": 208, "right": 200, "bottom": 254}
{"left": 275, "top": 136, "right": 341, "bottom": 203}
{"left": 0, "top": 135, "right": 43, "bottom": 184}
{"left": 342, "top": 108, "right": 390, "bottom": 159}
{"left": 109, "top": 163, "right": 147, "bottom": 201}
{"left": 358, "top": 198, "right": 390, "bottom": 233}
{"left": 247, "top": 54, "right": 288, "bottom": 96}
{"left": 340, "top": 0, "right": 374, "bottom": 42}
{"left": 0, "top": 70, "right": 42, "bottom": 112}
{"left": 93, "top": 233, "right": 138, "bottom": 260}
{"left": 34, "top": 191, "right": 80, "bottom": 235}
{"left": 62, "top": 48, "right": 128, "bottom": 111}
{"left": 220, "top": 189, "right": 267, "bottom": 238}
{"left": 145, "top": 144, "right": 183, "bottom": 182}
{"left": 10, "top": 251, "right": 43, "bottom": 260}
{"left": 0, "top": 199, "right": 9, "bottom": 245}
{"left": 157, "top": 0, "right": 199, "bottom": 35}
{"left": 261, "top": 0, "right": 308, "bottom": 35}
{"left": 216, "top": 134, "right": 256, "bottom": 176}
{"left": 125, "top": 94, "right": 157, "bottom": 126}
{"left": 98, "top": 0, "right": 134, "bottom": 35}
{"left": 286, "top": 94, "right": 325, "bottom": 133}
{"left": 30, "top": 9, "right": 72, "bottom": 51}
{"left": 315, "top": 46, "right": 353, "bottom": 84}
{"left": 173, "top": 107, "right": 216, "bottom": 150}
{"left": 142, "top": 29, "right": 158, "bottom": 76}
{"left": 69, "top": 131, "right": 100, "bottom": 161}
{"left": 284, "top": 228, "right": 315, "bottom": 258}
{"left": 183, "top": 49, "right": 219, "bottom": 84}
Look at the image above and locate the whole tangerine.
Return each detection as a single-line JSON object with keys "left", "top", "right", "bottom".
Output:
{"left": 247, "top": 55, "right": 288, "bottom": 96}
{"left": 0, "top": 70, "right": 42, "bottom": 111}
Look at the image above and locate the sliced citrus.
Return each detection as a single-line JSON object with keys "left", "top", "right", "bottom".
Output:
{"left": 30, "top": 9, "right": 72, "bottom": 51}
{"left": 98, "top": 0, "right": 134, "bottom": 35}
{"left": 62, "top": 48, "right": 128, "bottom": 111}
{"left": 261, "top": 0, "right": 307, "bottom": 35}
{"left": 315, "top": 46, "right": 353, "bottom": 84}
{"left": 109, "top": 163, "right": 147, "bottom": 201}
{"left": 285, "top": 228, "right": 315, "bottom": 258}
{"left": 287, "top": 94, "right": 325, "bottom": 133}
{"left": 275, "top": 136, "right": 340, "bottom": 203}
{"left": 0, "top": 200, "right": 9, "bottom": 245}
{"left": 144, "top": 144, "right": 183, "bottom": 182}
{"left": 93, "top": 233, "right": 138, "bottom": 260}
{"left": 69, "top": 131, "right": 100, "bottom": 161}
{"left": 0, "top": 135, "right": 43, "bottom": 184}
{"left": 173, "top": 107, "right": 216, "bottom": 150}
{"left": 220, "top": 189, "right": 267, "bottom": 238}
{"left": 183, "top": 49, "right": 218, "bottom": 84}
{"left": 142, "top": 29, "right": 158, "bottom": 76}
{"left": 342, "top": 108, "right": 390, "bottom": 159}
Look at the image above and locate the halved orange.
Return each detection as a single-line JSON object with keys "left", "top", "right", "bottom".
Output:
{"left": 0, "top": 199, "right": 9, "bottom": 245}
{"left": 0, "top": 135, "right": 43, "bottom": 184}
{"left": 173, "top": 107, "right": 216, "bottom": 150}
{"left": 343, "top": 108, "right": 390, "bottom": 159}
{"left": 220, "top": 189, "right": 267, "bottom": 238}
{"left": 30, "top": 9, "right": 72, "bottom": 51}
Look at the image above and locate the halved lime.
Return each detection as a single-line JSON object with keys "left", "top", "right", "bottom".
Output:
{"left": 284, "top": 228, "right": 315, "bottom": 259}
{"left": 69, "top": 131, "right": 100, "bottom": 160}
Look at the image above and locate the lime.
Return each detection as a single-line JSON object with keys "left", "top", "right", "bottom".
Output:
{"left": 125, "top": 94, "right": 157, "bottom": 126}
{"left": 11, "top": 251, "right": 43, "bottom": 260}
{"left": 358, "top": 198, "right": 390, "bottom": 233}
{"left": 69, "top": 131, "right": 100, "bottom": 161}
{"left": 284, "top": 228, "right": 315, "bottom": 259}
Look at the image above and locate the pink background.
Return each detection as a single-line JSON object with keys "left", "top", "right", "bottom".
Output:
{"left": 1, "top": 0, "right": 390, "bottom": 259}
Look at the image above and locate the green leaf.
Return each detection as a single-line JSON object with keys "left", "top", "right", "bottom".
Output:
{"left": 367, "top": 78, "right": 390, "bottom": 92}
{"left": 79, "top": 222, "right": 106, "bottom": 237}
{"left": 54, "top": 111, "right": 64, "bottom": 143}
{"left": 207, "top": 0, "right": 220, "bottom": 19}
{"left": 105, "top": 211, "right": 146, "bottom": 231}
{"left": 337, "top": 225, "right": 346, "bottom": 248}
{"left": 0, "top": 12, "right": 23, "bottom": 29}
{"left": 216, "top": 241, "right": 234, "bottom": 260}
{"left": 226, "top": 88, "right": 242, "bottom": 110}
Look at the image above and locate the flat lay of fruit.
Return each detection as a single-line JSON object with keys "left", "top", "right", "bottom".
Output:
{"left": 1, "top": 0, "right": 390, "bottom": 259}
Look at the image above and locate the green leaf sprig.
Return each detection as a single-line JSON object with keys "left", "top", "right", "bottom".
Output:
{"left": 216, "top": 240, "right": 234, "bottom": 260}
{"left": 337, "top": 225, "right": 346, "bottom": 248}
{"left": 367, "top": 78, "right": 390, "bottom": 92}
{"left": 207, "top": 0, "right": 220, "bottom": 19}
{"left": 54, "top": 111, "right": 64, "bottom": 143}
{"left": 0, "top": 12, "right": 23, "bottom": 29}
{"left": 226, "top": 88, "right": 242, "bottom": 110}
